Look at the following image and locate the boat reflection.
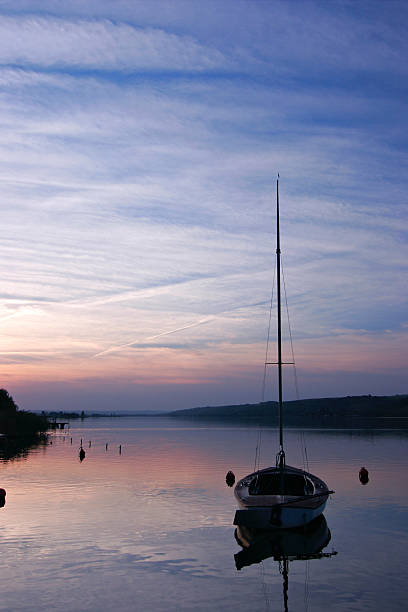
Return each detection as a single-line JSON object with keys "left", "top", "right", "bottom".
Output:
{"left": 234, "top": 516, "right": 337, "bottom": 611}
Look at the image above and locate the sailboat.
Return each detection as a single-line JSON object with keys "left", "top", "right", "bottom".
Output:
{"left": 234, "top": 177, "right": 333, "bottom": 529}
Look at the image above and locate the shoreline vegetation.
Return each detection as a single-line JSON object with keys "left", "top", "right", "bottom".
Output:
{"left": 0, "top": 389, "right": 48, "bottom": 461}
{"left": 0, "top": 389, "right": 48, "bottom": 436}
{"left": 41, "top": 410, "right": 160, "bottom": 419}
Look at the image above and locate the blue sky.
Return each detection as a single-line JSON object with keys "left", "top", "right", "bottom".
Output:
{"left": 0, "top": 1, "right": 407, "bottom": 412}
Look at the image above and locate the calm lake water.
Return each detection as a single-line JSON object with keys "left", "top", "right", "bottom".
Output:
{"left": 1, "top": 416, "right": 407, "bottom": 611}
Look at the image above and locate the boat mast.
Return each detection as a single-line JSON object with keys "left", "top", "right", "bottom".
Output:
{"left": 276, "top": 175, "right": 285, "bottom": 466}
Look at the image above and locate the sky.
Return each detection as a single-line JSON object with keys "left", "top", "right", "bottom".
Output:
{"left": 0, "top": 0, "right": 407, "bottom": 413}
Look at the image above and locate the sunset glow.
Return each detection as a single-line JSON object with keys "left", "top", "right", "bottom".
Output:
{"left": 0, "top": 1, "right": 406, "bottom": 411}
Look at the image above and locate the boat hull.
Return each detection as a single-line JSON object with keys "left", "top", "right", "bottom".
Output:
{"left": 234, "top": 465, "right": 331, "bottom": 529}
{"left": 234, "top": 498, "right": 328, "bottom": 529}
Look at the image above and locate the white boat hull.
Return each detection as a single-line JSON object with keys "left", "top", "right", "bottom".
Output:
{"left": 234, "top": 498, "right": 328, "bottom": 529}
{"left": 234, "top": 465, "right": 331, "bottom": 529}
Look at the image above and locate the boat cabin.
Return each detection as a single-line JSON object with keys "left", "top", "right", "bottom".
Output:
{"left": 248, "top": 472, "right": 314, "bottom": 497}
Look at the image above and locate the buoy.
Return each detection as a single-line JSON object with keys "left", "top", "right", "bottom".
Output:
{"left": 79, "top": 447, "right": 86, "bottom": 462}
{"left": 359, "top": 467, "right": 369, "bottom": 484}
{"left": 226, "top": 471, "right": 235, "bottom": 487}
{"left": 0, "top": 488, "right": 6, "bottom": 508}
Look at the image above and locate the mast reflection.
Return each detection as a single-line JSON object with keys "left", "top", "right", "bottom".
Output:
{"left": 234, "top": 516, "right": 337, "bottom": 611}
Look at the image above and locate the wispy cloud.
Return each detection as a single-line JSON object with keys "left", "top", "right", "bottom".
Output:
{"left": 0, "top": 2, "right": 406, "bottom": 409}
{"left": 0, "top": 306, "right": 45, "bottom": 324}
{"left": 0, "top": 16, "right": 230, "bottom": 72}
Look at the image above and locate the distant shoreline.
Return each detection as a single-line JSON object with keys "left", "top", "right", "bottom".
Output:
{"left": 40, "top": 394, "right": 408, "bottom": 428}
{"left": 167, "top": 394, "right": 408, "bottom": 427}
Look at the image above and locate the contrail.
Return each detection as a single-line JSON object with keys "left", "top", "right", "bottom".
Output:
{"left": 92, "top": 316, "right": 214, "bottom": 358}
{"left": 0, "top": 306, "right": 44, "bottom": 323}
{"left": 0, "top": 312, "right": 23, "bottom": 323}
{"left": 67, "top": 275, "right": 217, "bottom": 309}
{"left": 91, "top": 298, "right": 268, "bottom": 359}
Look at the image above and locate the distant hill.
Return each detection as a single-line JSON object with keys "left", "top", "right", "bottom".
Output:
{"left": 169, "top": 394, "right": 408, "bottom": 425}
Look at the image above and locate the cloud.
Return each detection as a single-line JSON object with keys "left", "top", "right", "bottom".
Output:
{"left": 0, "top": 3, "right": 406, "bottom": 409}
{"left": 0, "top": 305, "right": 45, "bottom": 324}
{"left": 3, "top": 1, "right": 407, "bottom": 78}
{"left": 0, "top": 16, "right": 229, "bottom": 72}
{"left": 0, "top": 352, "right": 50, "bottom": 364}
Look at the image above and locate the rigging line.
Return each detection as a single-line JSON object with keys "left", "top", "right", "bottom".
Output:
{"left": 281, "top": 256, "right": 310, "bottom": 473}
{"left": 262, "top": 266, "right": 276, "bottom": 403}
{"left": 253, "top": 429, "right": 261, "bottom": 473}
{"left": 254, "top": 265, "right": 276, "bottom": 474}
{"left": 281, "top": 256, "right": 299, "bottom": 400}
{"left": 304, "top": 441, "right": 310, "bottom": 473}
{"left": 299, "top": 435, "right": 304, "bottom": 470}
{"left": 300, "top": 429, "right": 309, "bottom": 472}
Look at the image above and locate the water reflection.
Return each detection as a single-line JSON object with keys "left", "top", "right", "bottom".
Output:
{"left": 0, "top": 433, "right": 48, "bottom": 462}
{"left": 234, "top": 516, "right": 336, "bottom": 611}
{"left": 1, "top": 418, "right": 407, "bottom": 612}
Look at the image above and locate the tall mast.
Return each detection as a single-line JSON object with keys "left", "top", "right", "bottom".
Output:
{"left": 276, "top": 175, "right": 284, "bottom": 455}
